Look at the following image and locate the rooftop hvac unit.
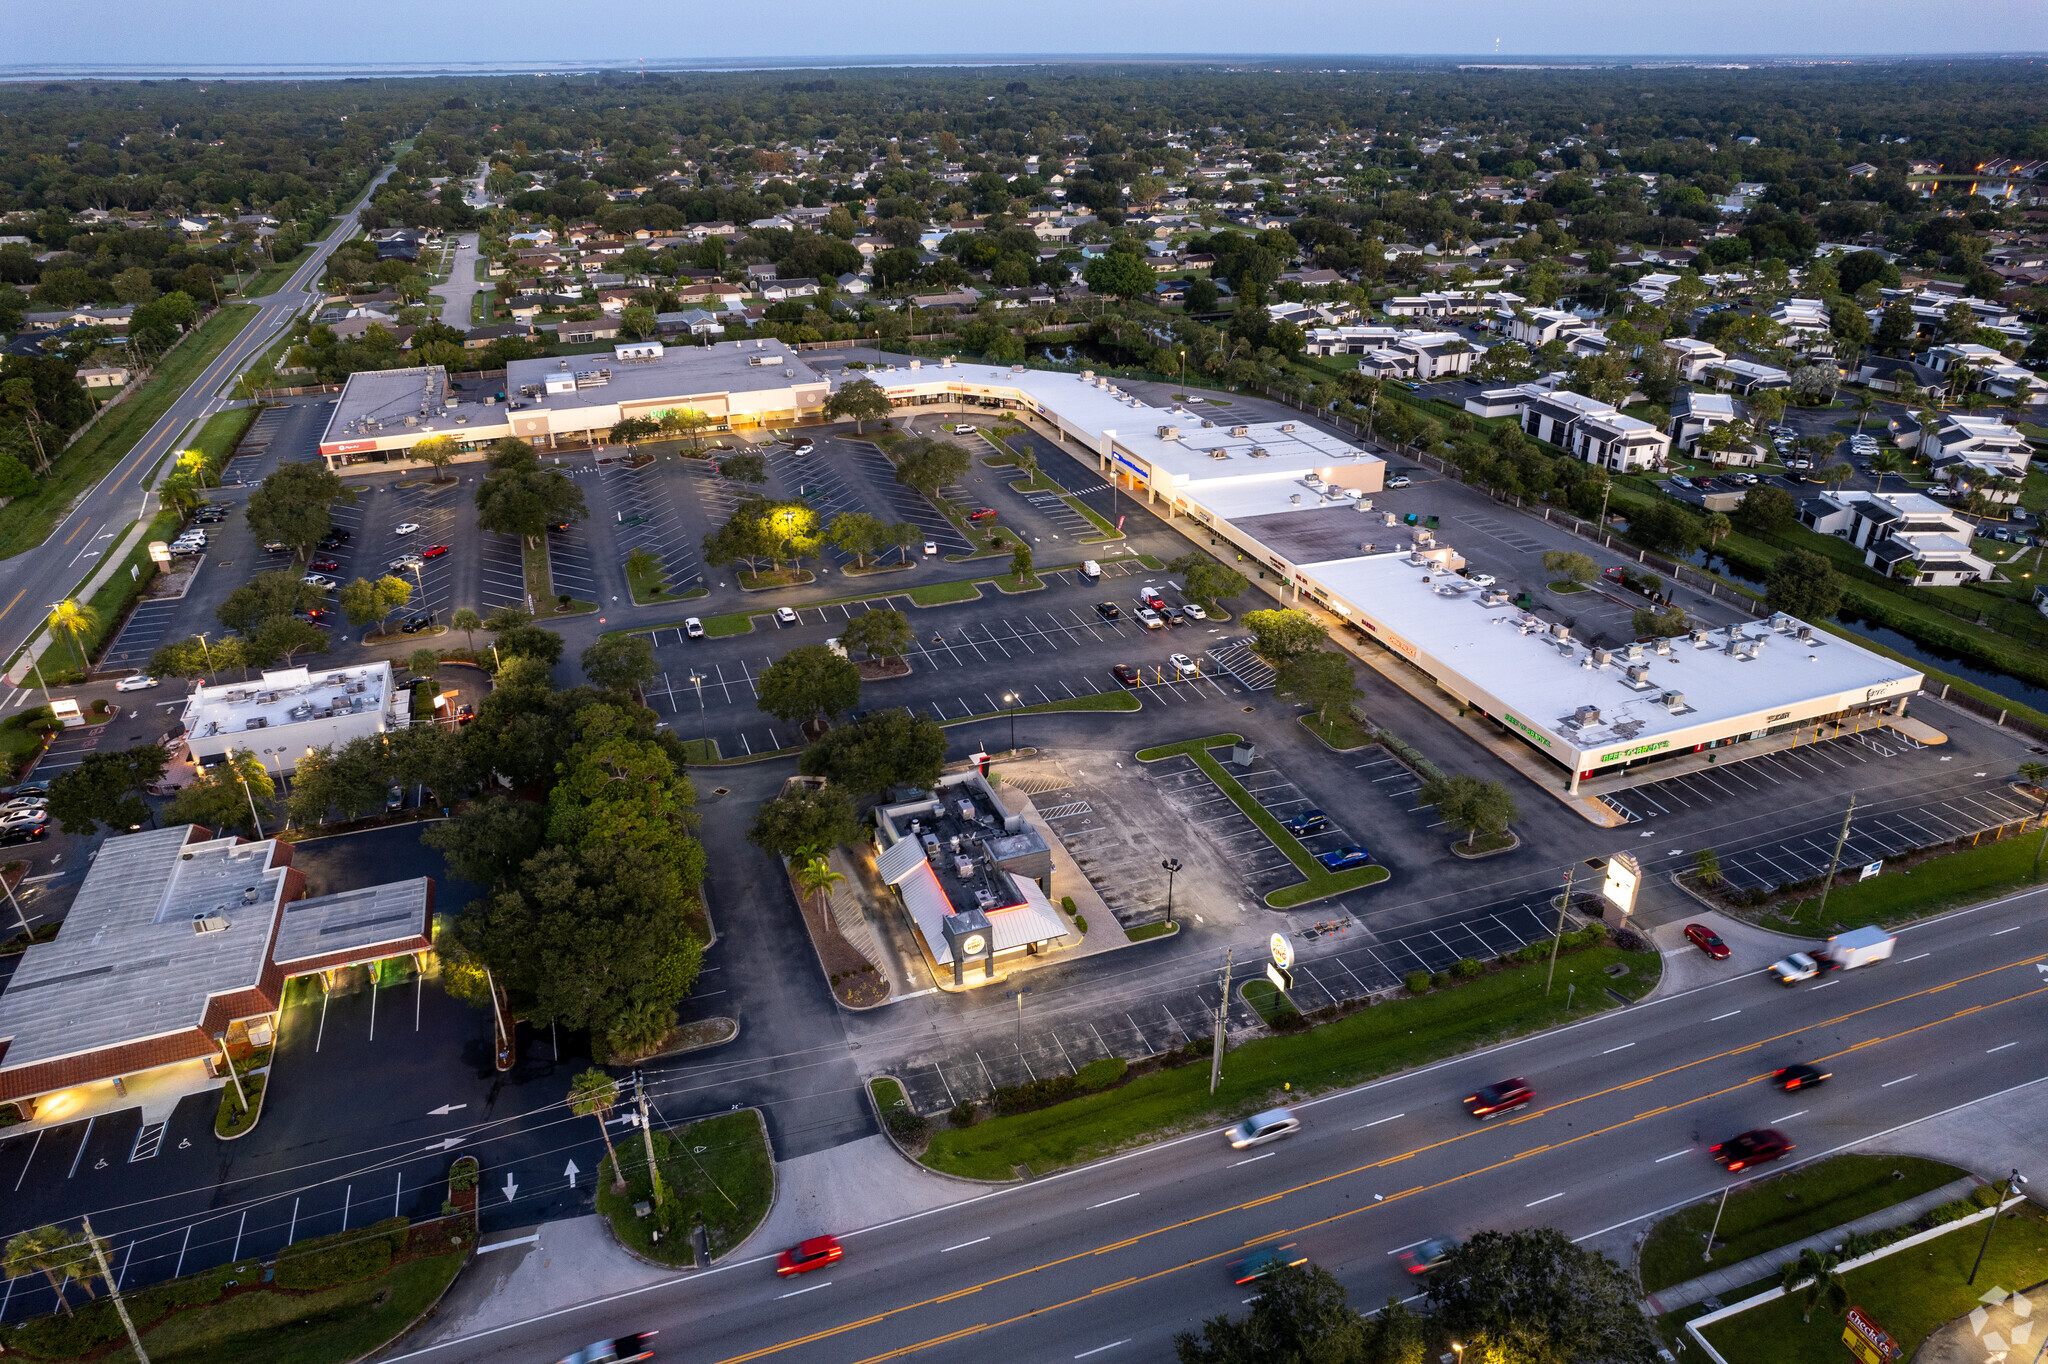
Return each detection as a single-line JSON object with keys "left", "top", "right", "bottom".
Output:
{"left": 1571, "top": 704, "right": 1601, "bottom": 728}
{"left": 1080, "top": 370, "right": 1095, "bottom": 380}
{"left": 1230, "top": 425, "right": 1251, "bottom": 437}
{"left": 1625, "top": 642, "right": 1645, "bottom": 661}
{"left": 1290, "top": 493, "right": 1302, "bottom": 504}
{"left": 1662, "top": 690, "right": 1687, "bottom": 712}
{"left": 1279, "top": 422, "right": 1296, "bottom": 432}
{"left": 1691, "top": 628, "right": 1713, "bottom": 648}
{"left": 1770, "top": 612, "right": 1793, "bottom": 631}
{"left": 192, "top": 911, "right": 231, "bottom": 935}
{"left": 1591, "top": 647, "right": 1611, "bottom": 667}
{"left": 1626, "top": 663, "right": 1650, "bottom": 684}
{"left": 1551, "top": 622, "right": 1571, "bottom": 640}
{"left": 1797, "top": 625, "right": 1814, "bottom": 642}
{"left": 953, "top": 855, "right": 976, "bottom": 879}
{"left": 1157, "top": 425, "right": 1180, "bottom": 439}
{"left": 1724, "top": 637, "right": 1742, "bottom": 656}
{"left": 1210, "top": 448, "right": 1229, "bottom": 460}
{"left": 1556, "top": 640, "right": 1574, "bottom": 658}
{"left": 1249, "top": 446, "right": 1269, "bottom": 458}
{"left": 1654, "top": 637, "right": 1672, "bottom": 655}
{"left": 1304, "top": 472, "right": 1323, "bottom": 485}
{"left": 1201, "top": 418, "right": 1215, "bottom": 428}
{"left": 1744, "top": 640, "right": 1764, "bottom": 659}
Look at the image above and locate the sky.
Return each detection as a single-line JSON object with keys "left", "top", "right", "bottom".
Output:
{"left": 8, "top": 0, "right": 2048, "bottom": 71}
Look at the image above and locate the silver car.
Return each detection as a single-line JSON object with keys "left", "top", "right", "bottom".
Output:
{"left": 1226, "top": 1107, "right": 1300, "bottom": 1149}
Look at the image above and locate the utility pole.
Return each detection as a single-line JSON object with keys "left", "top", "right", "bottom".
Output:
{"left": 1209, "top": 947, "right": 1233, "bottom": 1095}
{"left": 81, "top": 1216, "right": 149, "bottom": 1364}
{"left": 1968, "top": 1169, "right": 2025, "bottom": 1285}
{"left": 1813, "top": 795, "right": 1858, "bottom": 927}
{"left": 635, "top": 1073, "right": 664, "bottom": 1206}
{"left": 1703, "top": 1182, "right": 1732, "bottom": 1262}
{"left": 1545, "top": 865, "right": 1576, "bottom": 996}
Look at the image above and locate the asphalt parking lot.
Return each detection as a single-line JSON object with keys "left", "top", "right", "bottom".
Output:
{"left": 1598, "top": 720, "right": 2044, "bottom": 893}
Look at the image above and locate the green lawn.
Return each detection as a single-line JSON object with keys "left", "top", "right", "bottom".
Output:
{"left": 921, "top": 940, "right": 1656, "bottom": 1180}
{"left": 1127, "top": 920, "right": 1179, "bottom": 942}
{"left": 1240, "top": 977, "right": 1297, "bottom": 1024}
{"left": 1300, "top": 711, "right": 1373, "bottom": 750}
{"left": 1699, "top": 1201, "right": 2048, "bottom": 1364}
{"left": 1136, "top": 735, "right": 1390, "bottom": 907}
{"left": 1755, "top": 827, "right": 2047, "bottom": 931}
{"left": 594, "top": 1110, "right": 774, "bottom": 1264}
{"left": 907, "top": 580, "right": 983, "bottom": 605}
{"left": 1640, "top": 1155, "right": 1967, "bottom": 1292}
{"left": 237, "top": 244, "right": 316, "bottom": 300}
{"left": 0, "top": 304, "right": 257, "bottom": 560}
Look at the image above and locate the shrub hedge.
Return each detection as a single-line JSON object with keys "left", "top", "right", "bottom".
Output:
{"left": 273, "top": 1216, "right": 408, "bottom": 1290}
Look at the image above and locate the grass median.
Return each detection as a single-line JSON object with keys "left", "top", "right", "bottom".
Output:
{"left": 594, "top": 1109, "right": 774, "bottom": 1264}
{"left": 1136, "top": 734, "right": 1389, "bottom": 907}
{"left": 1639, "top": 1154, "right": 1967, "bottom": 1293}
{"left": 921, "top": 938, "right": 1656, "bottom": 1180}
{"left": 0, "top": 304, "right": 257, "bottom": 560}
{"left": 1751, "top": 825, "right": 2048, "bottom": 932}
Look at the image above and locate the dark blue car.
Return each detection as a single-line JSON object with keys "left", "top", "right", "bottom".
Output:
{"left": 1317, "top": 845, "right": 1372, "bottom": 872}
{"left": 1282, "top": 809, "right": 1329, "bottom": 837}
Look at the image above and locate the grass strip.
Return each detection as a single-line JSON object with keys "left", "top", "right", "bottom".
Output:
{"left": 1698, "top": 1201, "right": 2048, "bottom": 1364}
{"left": 1300, "top": 711, "right": 1373, "bottom": 750}
{"left": 1758, "top": 824, "right": 2048, "bottom": 931}
{"left": 594, "top": 1110, "right": 774, "bottom": 1264}
{"left": 921, "top": 941, "right": 1655, "bottom": 1180}
{"left": 907, "top": 580, "right": 982, "bottom": 606}
{"left": 1126, "top": 920, "right": 1179, "bottom": 942}
{"left": 1135, "top": 734, "right": 1390, "bottom": 906}
{"left": 1639, "top": 1154, "right": 1966, "bottom": 1292}
{"left": 0, "top": 304, "right": 257, "bottom": 560}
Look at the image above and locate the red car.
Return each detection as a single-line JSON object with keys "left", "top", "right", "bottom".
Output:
{"left": 967, "top": 507, "right": 998, "bottom": 522}
{"left": 309, "top": 558, "right": 341, "bottom": 572}
{"left": 1463, "top": 1078, "right": 1534, "bottom": 1120}
{"left": 1711, "top": 1128, "right": 1793, "bottom": 1172}
{"left": 420, "top": 544, "right": 450, "bottom": 560}
{"left": 1111, "top": 663, "right": 1141, "bottom": 688}
{"left": 777, "top": 1235, "right": 842, "bottom": 1277}
{"left": 1684, "top": 924, "right": 1731, "bottom": 960}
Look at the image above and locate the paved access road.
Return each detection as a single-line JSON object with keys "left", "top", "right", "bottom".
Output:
{"left": 393, "top": 893, "right": 2048, "bottom": 1364}
{"left": 0, "top": 165, "right": 393, "bottom": 674}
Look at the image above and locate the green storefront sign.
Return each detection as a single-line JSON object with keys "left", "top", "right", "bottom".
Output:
{"left": 1598, "top": 739, "right": 1672, "bottom": 763}
{"left": 1503, "top": 713, "right": 1554, "bottom": 750}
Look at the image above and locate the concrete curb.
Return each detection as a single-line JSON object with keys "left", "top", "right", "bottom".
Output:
{"left": 339, "top": 1216, "right": 478, "bottom": 1364}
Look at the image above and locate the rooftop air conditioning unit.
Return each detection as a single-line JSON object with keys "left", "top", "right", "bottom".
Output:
{"left": 1796, "top": 625, "right": 1814, "bottom": 643}
{"left": 1157, "top": 425, "right": 1180, "bottom": 439}
{"left": 1201, "top": 418, "right": 1215, "bottom": 428}
{"left": 1591, "top": 647, "right": 1612, "bottom": 667}
{"left": 1552, "top": 622, "right": 1571, "bottom": 640}
{"left": 1691, "top": 628, "right": 1713, "bottom": 648}
{"left": 1249, "top": 446, "right": 1269, "bottom": 458}
{"left": 1556, "top": 640, "right": 1574, "bottom": 658}
{"left": 1279, "top": 423, "right": 1296, "bottom": 433}
{"left": 1662, "top": 690, "right": 1687, "bottom": 712}
{"left": 192, "top": 911, "right": 231, "bottom": 935}
{"left": 1230, "top": 425, "right": 1251, "bottom": 437}
{"left": 1290, "top": 493, "right": 1302, "bottom": 504}
{"left": 1744, "top": 640, "right": 1764, "bottom": 659}
{"left": 1654, "top": 637, "right": 1673, "bottom": 655}
{"left": 1626, "top": 663, "right": 1650, "bottom": 684}
{"left": 1571, "top": 704, "right": 1601, "bottom": 728}
{"left": 1625, "top": 642, "right": 1645, "bottom": 661}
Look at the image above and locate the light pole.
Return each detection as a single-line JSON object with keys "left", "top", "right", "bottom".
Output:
{"left": 1968, "top": 1168, "right": 2026, "bottom": 1285}
{"left": 1161, "top": 857, "right": 1181, "bottom": 924}
{"left": 1004, "top": 691, "right": 1018, "bottom": 752}
{"left": 195, "top": 631, "right": 214, "bottom": 676}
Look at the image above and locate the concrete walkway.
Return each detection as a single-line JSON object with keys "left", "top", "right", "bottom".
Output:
{"left": 1642, "top": 1174, "right": 1986, "bottom": 1314}
{"left": 1643, "top": 907, "right": 1812, "bottom": 1001}
{"left": 434, "top": 233, "right": 486, "bottom": 331}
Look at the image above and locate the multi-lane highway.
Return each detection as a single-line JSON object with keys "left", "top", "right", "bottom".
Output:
{"left": 389, "top": 893, "right": 2046, "bottom": 1364}
{"left": 0, "top": 165, "right": 392, "bottom": 676}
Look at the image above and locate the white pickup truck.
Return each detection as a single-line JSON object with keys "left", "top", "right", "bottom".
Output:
{"left": 1769, "top": 926, "right": 1897, "bottom": 985}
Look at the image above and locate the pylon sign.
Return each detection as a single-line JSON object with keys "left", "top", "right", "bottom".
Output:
{"left": 1600, "top": 852, "right": 1641, "bottom": 918}
{"left": 1270, "top": 933, "right": 1293, "bottom": 969}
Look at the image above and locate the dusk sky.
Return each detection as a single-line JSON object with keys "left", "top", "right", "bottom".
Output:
{"left": 9, "top": 0, "right": 2048, "bottom": 70}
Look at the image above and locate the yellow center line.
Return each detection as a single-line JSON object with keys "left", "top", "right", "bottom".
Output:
{"left": 709, "top": 963, "right": 2048, "bottom": 1364}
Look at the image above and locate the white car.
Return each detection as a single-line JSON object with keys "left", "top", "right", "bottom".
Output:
{"left": 952, "top": 423, "right": 977, "bottom": 434}
{"left": 684, "top": 617, "right": 704, "bottom": 639}
{"left": 1769, "top": 952, "right": 1821, "bottom": 985}
{"left": 1464, "top": 573, "right": 1497, "bottom": 589}
{"left": 114, "top": 674, "right": 158, "bottom": 692}
{"left": 0, "top": 796, "right": 48, "bottom": 814}
{"left": 1169, "top": 652, "right": 1199, "bottom": 678}
{"left": 775, "top": 606, "right": 799, "bottom": 625}
{"left": 1136, "top": 607, "right": 1164, "bottom": 630}
{"left": 1182, "top": 602, "right": 1207, "bottom": 621}
{"left": 1225, "top": 1107, "right": 1301, "bottom": 1149}
{"left": 393, "top": 522, "right": 421, "bottom": 536}
{"left": 792, "top": 440, "right": 815, "bottom": 455}
{"left": 389, "top": 555, "right": 423, "bottom": 573}
{"left": 1385, "top": 474, "right": 1412, "bottom": 489}
{"left": 923, "top": 540, "right": 938, "bottom": 556}
{"left": 302, "top": 574, "right": 336, "bottom": 590}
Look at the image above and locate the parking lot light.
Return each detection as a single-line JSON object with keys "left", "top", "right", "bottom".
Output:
{"left": 1162, "top": 857, "right": 1181, "bottom": 924}
{"left": 1004, "top": 691, "right": 1018, "bottom": 752}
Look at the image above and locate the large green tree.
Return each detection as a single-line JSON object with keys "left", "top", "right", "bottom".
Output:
{"left": 46, "top": 744, "right": 168, "bottom": 836}
{"left": 839, "top": 607, "right": 911, "bottom": 662}
{"left": 475, "top": 438, "right": 588, "bottom": 545}
{"left": 757, "top": 644, "right": 862, "bottom": 726}
{"left": 1425, "top": 1228, "right": 1659, "bottom": 1364}
{"left": 1168, "top": 552, "right": 1250, "bottom": 611}
{"left": 823, "top": 376, "right": 892, "bottom": 432}
{"left": 798, "top": 706, "right": 947, "bottom": 794}
{"left": 580, "top": 633, "right": 657, "bottom": 693}
{"left": 165, "top": 751, "right": 275, "bottom": 837}
{"left": 246, "top": 462, "right": 355, "bottom": 560}
{"left": 1767, "top": 548, "right": 1846, "bottom": 620}
{"left": 1243, "top": 608, "right": 1328, "bottom": 663}
{"left": 747, "top": 785, "right": 862, "bottom": 860}
{"left": 287, "top": 736, "right": 392, "bottom": 826}
{"left": 1274, "top": 649, "right": 1360, "bottom": 725}
{"left": 216, "top": 570, "right": 323, "bottom": 634}
{"left": 1419, "top": 773, "right": 1521, "bottom": 851}
{"left": 1174, "top": 1261, "right": 1423, "bottom": 1364}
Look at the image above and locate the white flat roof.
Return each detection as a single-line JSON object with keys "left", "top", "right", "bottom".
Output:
{"left": 1305, "top": 553, "right": 1921, "bottom": 766}
{"left": 181, "top": 663, "right": 392, "bottom": 746}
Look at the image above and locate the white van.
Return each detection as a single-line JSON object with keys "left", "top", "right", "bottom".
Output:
{"left": 1080, "top": 560, "right": 1101, "bottom": 582}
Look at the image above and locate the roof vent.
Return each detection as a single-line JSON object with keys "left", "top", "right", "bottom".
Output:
{"left": 1290, "top": 493, "right": 1302, "bottom": 504}
{"left": 1230, "top": 425, "right": 1251, "bottom": 437}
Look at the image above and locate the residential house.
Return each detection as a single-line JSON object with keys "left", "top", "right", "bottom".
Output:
{"left": 552, "top": 318, "right": 621, "bottom": 344}
{"left": 1798, "top": 490, "right": 1993, "bottom": 586}
{"left": 1669, "top": 391, "right": 1744, "bottom": 455}
{"left": 1919, "top": 343, "right": 2039, "bottom": 403}
{"left": 761, "top": 278, "right": 820, "bottom": 301}
{"left": 1478, "top": 386, "right": 1672, "bottom": 472}
{"left": 657, "top": 310, "right": 725, "bottom": 336}
{"left": 1499, "top": 306, "right": 1597, "bottom": 348}
{"left": 76, "top": 365, "right": 131, "bottom": 389}
{"left": 464, "top": 322, "right": 533, "bottom": 349}
{"left": 1353, "top": 331, "right": 1475, "bottom": 383}
{"left": 835, "top": 272, "right": 870, "bottom": 296}
{"left": 1914, "top": 412, "right": 2033, "bottom": 497}
{"left": 1855, "top": 355, "right": 1944, "bottom": 396}
{"left": 1709, "top": 358, "right": 1792, "bottom": 394}
{"left": 1663, "top": 337, "right": 1728, "bottom": 383}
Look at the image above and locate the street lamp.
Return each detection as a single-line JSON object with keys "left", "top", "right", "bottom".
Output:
{"left": 1968, "top": 1168, "right": 2027, "bottom": 1285}
{"left": 1161, "top": 857, "right": 1182, "bottom": 924}
{"left": 1003, "top": 691, "right": 1018, "bottom": 752}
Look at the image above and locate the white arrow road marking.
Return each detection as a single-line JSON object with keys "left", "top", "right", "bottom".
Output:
{"left": 428, "top": 1103, "right": 468, "bottom": 1116}
{"left": 502, "top": 1174, "right": 519, "bottom": 1203}
{"left": 565, "top": 1160, "right": 581, "bottom": 1189}
{"left": 421, "top": 1137, "right": 462, "bottom": 1152}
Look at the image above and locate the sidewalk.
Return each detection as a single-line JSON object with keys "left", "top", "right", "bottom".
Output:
{"left": 1642, "top": 1174, "right": 1986, "bottom": 1314}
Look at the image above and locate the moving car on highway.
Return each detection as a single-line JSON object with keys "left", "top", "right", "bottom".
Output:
{"left": 1711, "top": 1128, "right": 1793, "bottom": 1172}
{"left": 1226, "top": 1107, "right": 1300, "bottom": 1149}
{"left": 1464, "top": 1078, "right": 1534, "bottom": 1120}
{"left": 777, "top": 1235, "right": 842, "bottom": 1277}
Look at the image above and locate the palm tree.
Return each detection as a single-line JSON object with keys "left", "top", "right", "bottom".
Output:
{"left": 1778, "top": 1248, "right": 1849, "bottom": 1324}
{"left": 793, "top": 854, "right": 846, "bottom": 909}
{"left": 3, "top": 1225, "right": 94, "bottom": 1316}
{"left": 1852, "top": 390, "right": 1878, "bottom": 431}
{"left": 1866, "top": 449, "right": 1904, "bottom": 494}
{"left": 451, "top": 607, "right": 481, "bottom": 656}
{"left": 567, "top": 1068, "right": 628, "bottom": 1193}
{"left": 45, "top": 599, "right": 99, "bottom": 674}
{"left": 1704, "top": 512, "right": 1733, "bottom": 555}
